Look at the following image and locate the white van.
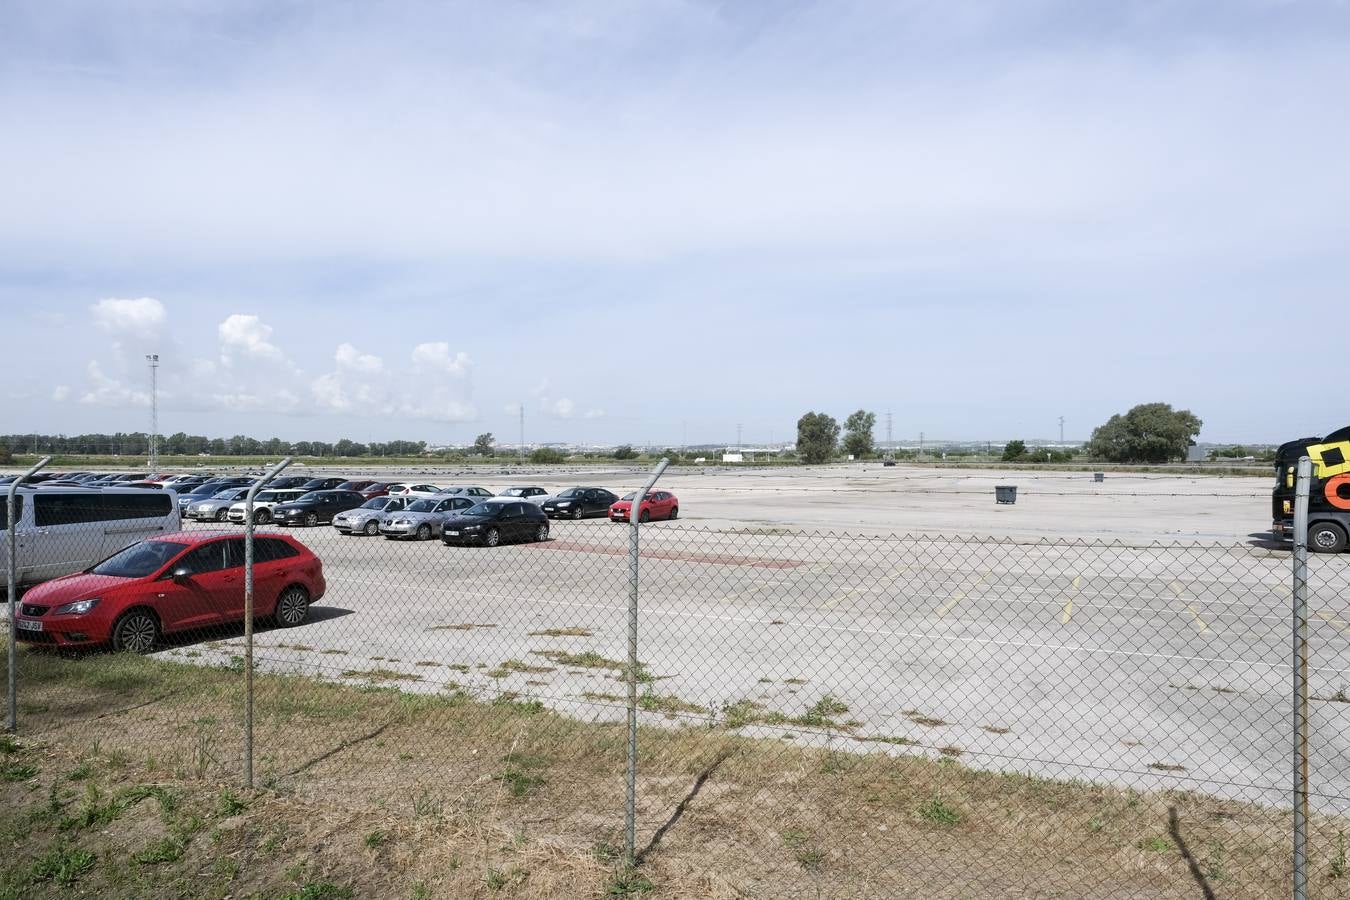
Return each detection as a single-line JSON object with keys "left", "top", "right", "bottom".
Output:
{"left": 0, "top": 487, "right": 182, "bottom": 588}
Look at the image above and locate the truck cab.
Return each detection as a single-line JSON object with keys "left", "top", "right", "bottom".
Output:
{"left": 1272, "top": 426, "right": 1350, "bottom": 552}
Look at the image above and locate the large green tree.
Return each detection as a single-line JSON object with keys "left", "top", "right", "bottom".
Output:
{"left": 1002, "top": 440, "right": 1027, "bottom": 462}
{"left": 473, "top": 433, "right": 495, "bottom": 456}
{"left": 796, "top": 412, "right": 840, "bottom": 465}
{"left": 1088, "top": 403, "right": 1202, "bottom": 463}
{"left": 842, "top": 410, "right": 876, "bottom": 458}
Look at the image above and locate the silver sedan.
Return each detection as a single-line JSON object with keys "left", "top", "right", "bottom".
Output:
{"left": 379, "top": 496, "right": 477, "bottom": 540}
{"left": 186, "top": 488, "right": 251, "bottom": 523}
{"left": 333, "top": 495, "right": 409, "bottom": 536}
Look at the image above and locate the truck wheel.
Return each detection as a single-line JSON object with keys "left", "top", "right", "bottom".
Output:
{"left": 1309, "top": 522, "right": 1348, "bottom": 554}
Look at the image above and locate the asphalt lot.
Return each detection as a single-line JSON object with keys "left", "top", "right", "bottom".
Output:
{"left": 148, "top": 464, "right": 1350, "bottom": 809}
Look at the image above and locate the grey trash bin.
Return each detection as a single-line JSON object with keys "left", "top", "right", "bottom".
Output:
{"left": 1093, "top": 472, "right": 1105, "bottom": 483}
{"left": 995, "top": 485, "right": 1017, "bottom": 504}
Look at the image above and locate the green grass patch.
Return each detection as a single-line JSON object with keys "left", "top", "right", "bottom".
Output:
{"left": 133, "top": 835, "right": 188, "bottom": 865}
{"left": 918, "top": 797, "right": 961, "bottom": 826}
{"left": 486, "top": 659, "right": 557, "bottom": 678}
{"left": 281, "top": 883, "right": 355, "bottom": 900}
{"left": 341, "top": 668, "right": 421, "bottom": 683}
{"left": 31, "top": 844, "right": 96, "bottom": 885}
{"left": 604, "top": 866, "right": 655, "bottom": 895}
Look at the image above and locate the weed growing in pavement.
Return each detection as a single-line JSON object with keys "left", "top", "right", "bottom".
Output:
{"left": 1137, "top": 836, "right": 1172, "bottom": 853}
{"left": 1332, "top": 831, "right": 1346, "bottom": 879}
{"left": 781, "top": 828, "right": 809, "bottom": 848}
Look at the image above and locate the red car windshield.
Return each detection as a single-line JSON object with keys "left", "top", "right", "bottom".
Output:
{"left": 91, "top": 541, "right": 188, "bottom": 578}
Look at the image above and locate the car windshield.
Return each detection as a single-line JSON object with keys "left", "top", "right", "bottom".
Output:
{"left": 211, "top": 489, "right": 242, "bottom": 500}
{"left": 466, "top": 501, "right": 507, "bottom": 516}
{"left": 621, "top": 492, "right": 637, "bottom": 501}
{"left": 295, "top": 492, "right": 320, "bottom": 503}
{"left": 556, "top": 488, "right": 580, "bottom": 499}
{"left": 501, "top": 488, "right": 524, "bottom": 496}
{"left": 408, "top": 499, "right": 437, "bottom": 513}
{"left": 257, "top": 491, "right": 290, "bottom": 502}
{"left": 91, "top": 541, "right": 188, "bottom": 578}
{"left": 361, "top": 497, "right": 390, "bottom": 510}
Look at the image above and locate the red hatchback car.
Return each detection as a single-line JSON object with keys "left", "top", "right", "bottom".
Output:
{"left": 13, "top": 532, "right": 325, "bottom": 652}
{"left": 609, "top": 490, "right": 679, "bottom": 523}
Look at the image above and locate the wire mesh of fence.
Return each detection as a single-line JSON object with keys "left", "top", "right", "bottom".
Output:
{"left": 2, "top": 468, "right": 1348, "bottom": 897}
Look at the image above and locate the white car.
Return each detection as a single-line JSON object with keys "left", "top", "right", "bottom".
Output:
{"left": 385, "top": 483, "right": 442, "bottom": 499}
{"left": 226, "top": 489, "right": 309, "bottom": 525}
{"left": 495, "top": 486, "right": 550, "bottom": 506}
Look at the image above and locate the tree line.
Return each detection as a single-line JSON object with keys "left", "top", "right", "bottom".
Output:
{"left": 0, "top": 433, "right": 429, "bottom": 458}
{"left": 795, "top": 402, "right": 1205, "bottom": 465}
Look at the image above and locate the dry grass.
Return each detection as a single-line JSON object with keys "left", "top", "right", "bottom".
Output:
{"left": 526, "top": 627, "right": 594, "bottom": 638}
{"left": 0, "top": 649, "right": 1321, "bottom": 898}
{"left": 426, "top": 623, "right": 499, "bottom": 632}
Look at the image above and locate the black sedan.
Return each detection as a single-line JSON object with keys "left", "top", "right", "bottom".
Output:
{"left": 541, "top": 487, "right": 619, "bottom": 520}
{"left": 441, "top": 501, "right": 550, "bottom": 547}
{"left": 271, "top": 490, "right": 367, "bottom": 527}
{"left": 297, "top": 477, "right": 347, "bottom": 492}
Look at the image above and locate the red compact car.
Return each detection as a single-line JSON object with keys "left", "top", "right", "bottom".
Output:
{"left": 13, "top": 531, "right": 325, "bottom": 652}
{"left": 609, "top": 490, "right": 679, "bottom": 523}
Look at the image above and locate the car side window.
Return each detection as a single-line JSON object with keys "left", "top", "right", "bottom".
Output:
{"left": 176, "top": 542, "right": 229, "bottom": 575}
{"left": 225, "top": 539, "right": 247, "bottom": 568}
{"left": 513, "top": 503, "right": 529, "bottom": 517}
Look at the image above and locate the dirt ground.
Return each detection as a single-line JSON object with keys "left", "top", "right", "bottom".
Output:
{"left": 0, "top": 651, "right": 1334, "bottom": 899}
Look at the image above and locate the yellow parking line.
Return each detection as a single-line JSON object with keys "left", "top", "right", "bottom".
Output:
{"left": 722, "top": 584, "right": 771, "bottom": 604}
{"left": 1314, "top": 610, "right": 1350, "bottom": 635}
{"left": 1060, "top": 575, "right": 1081, "bottom": 624}
{"left": 1169, "top": 581, "right": 1210, "bottom": 633}
{"left": 938, "top": 574, "right": 988, "bottom": 617}
{"left": 823, "top": 587, "right": 867, "bottom": 610}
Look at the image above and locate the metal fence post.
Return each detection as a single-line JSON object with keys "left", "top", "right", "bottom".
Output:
{"left": 626, "top": 457, "right": 669, "bottom": 864}
{"left": 7, "top": 457, "right": 50, "bottom": 733}
{"left": 1292, "top": 455, "right": 1312, "bottom": 900}
{"left": 243, "top": 457, "right": 291, "bottom": 788}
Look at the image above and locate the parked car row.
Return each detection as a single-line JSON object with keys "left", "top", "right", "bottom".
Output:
{"left": 4, "top": 476, "right": 684, "bottom": 654}
{"left": 177, "top": 481, "right": 682, "bottom": 542}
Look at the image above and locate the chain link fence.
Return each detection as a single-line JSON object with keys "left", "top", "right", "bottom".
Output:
{"left": 3, "top": 461, "right": 1348, "bottom": 896}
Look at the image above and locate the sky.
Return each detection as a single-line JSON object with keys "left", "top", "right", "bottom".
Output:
{"left": 2, "top": 0, "right": 1347, "bottom": 447}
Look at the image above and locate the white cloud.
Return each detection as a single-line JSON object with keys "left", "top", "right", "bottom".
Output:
{"left": 411, "top": 343, "right": 470, "bottom": 375}
{"left": 335, "top": 342, "right": 383, "bottom": 373}
{"left": 91, "top": 298, "right": 165, "bottom": 336}
{"left": 51, "top": 385, "right": 70, "bottom": 402}
{"left": 546, "top": 397, "right": 575, "bottom": 418}
{"left": 79, "top": 360, "right": 150, "bottom": 407}
{"left": 583, "top": 408, "right": 605, "bottom": 419}
{"left": 219, "top": 314, "right": 287, "bottom": 364}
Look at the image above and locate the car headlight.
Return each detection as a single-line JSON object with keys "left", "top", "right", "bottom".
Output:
{"left": 557, "top": 501, "right": 572, "bottom": 507}
{"left": 54, "top": 598, "right": 99, "bottom": 616}
{"left": 464, "top": 524, "right": 482, "bottom": 531}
